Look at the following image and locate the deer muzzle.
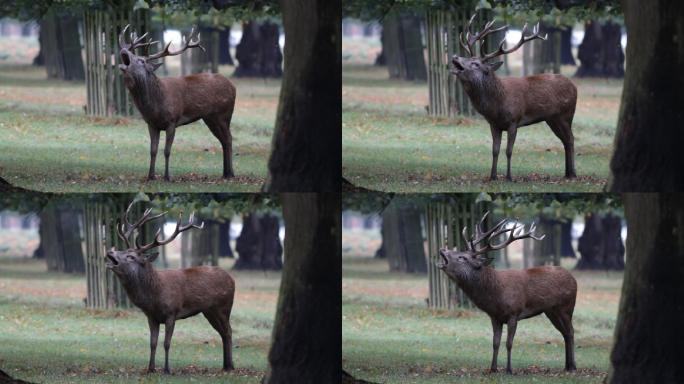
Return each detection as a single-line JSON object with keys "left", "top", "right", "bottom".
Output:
{"left": 436, "top": 248, "right": 449, "bottom": 269}
{"left": 105, "top": 253, "right": 119, "bottom": 269}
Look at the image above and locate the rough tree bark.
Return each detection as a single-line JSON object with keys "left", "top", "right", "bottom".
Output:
{"left": 233, "top": 21, "right": 282, "bottom": 77}
{"left": 263, "top": 193, "right": 340, "bottom": 383}
{"left": 40, "top": 10, "right": 85, "bottom": 81}
{"left": 382, "top": 12, "right": 427, "bottom": 81}
{"left": 265, "top": 0, "right": 340, "bottom": 192}
{"left": 575, "top": 20, "right": 624, "bottom": 78}
{"left": 233, "top": 213, "right": 282, "bottom": 270}
{"left": 609, "top": 193, "right": 684, "bottom": 382}
{"left": 380, "top": 200, "right": 426, "bottom": 273}
{"left": 575, "top": 213, "right": 624, "bottom": 270}
{"left": 609, "top": 1, "right": 684, "bottom": 191}
{"left": 38, "top": 203, "right": 84, "bottom": 273}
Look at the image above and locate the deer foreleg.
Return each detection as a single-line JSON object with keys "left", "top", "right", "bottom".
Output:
{"left": 147, "top": 318, "right": 159, "bottom": 373}
{"left": 505, "top": 126, "right": 518, "bottom": 181}
{"left": 506, "top": 318, "right": 518, "bottom": 374}
{"left": 490, "top": 126, "right": 502, "bottom": 181}
{"left": 163, "top": 318, "right": 176, "bottom": 374}
{"left": 163, "top": 126, "right": 176, "bottom": 182}
{"left": 490, "top": 318, "right": 503, "bottom": 373}
{"left": 147, "top": 126, "right": 160, "bottom": 181}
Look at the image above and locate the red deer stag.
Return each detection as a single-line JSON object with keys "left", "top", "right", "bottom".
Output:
{"left": 105, "top": 202, "right": 236, "bottom": 373}
{"left": 436, "top": 212, "right": 577, "bottom": 373}
{"left": 451, "top": 14, "right": 577, "bottom": 180}
{"left": 118, "top": 25, "right": 237, "bottom": 181}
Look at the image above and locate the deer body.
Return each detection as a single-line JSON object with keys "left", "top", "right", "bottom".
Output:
{"left": 437, "top": 213, "right": 577, "bottom": 373}
{"left": 106, "top": 203, "right": 235, "bottom": 374}
{"left": 119, "top": 26, "right": 237, "bottom": 181}
{"left": 452, "top": 15, "right": 577, "bottom": 180}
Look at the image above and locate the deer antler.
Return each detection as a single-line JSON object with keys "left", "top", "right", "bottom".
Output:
{"left": 459, "top": 14, "right": 508, "bottom": 57}
{"left": 146, "top": 26, "right": 205, "bottom": 61}
{"left": 480, "top": 22, "right": 547, "bottom": 62}
{"left": 116, "top": 201, "right": 168, "bottom": 249}
{"left": 135, "top": 211, "right": 204, "bottom": 254}
{"left": 118, "top": 24, "right": 158, "bottom": 52}
{"left": 462, "top": 212, "right": 545, "bottom": 258}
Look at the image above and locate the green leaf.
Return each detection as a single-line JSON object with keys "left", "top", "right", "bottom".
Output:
{"left": 133, "top": 0, "right": 150, "bottom": 10}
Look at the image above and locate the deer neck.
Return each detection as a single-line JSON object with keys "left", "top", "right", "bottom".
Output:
{"left": 461, "top": 74, "right": 506, "bottom": 118}
{"left": 127, "top": 73, "right": 165, "bottom": 121}
{"left": 455, "top": 267, "right": 502, "bottom": 312}
{"left": 118, "top": 266, "right": 161, "bottom": 310}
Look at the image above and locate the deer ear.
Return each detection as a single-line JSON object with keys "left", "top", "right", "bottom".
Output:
{"left": 487, "top": 61, "right": 504, "bottom": 72}
{"left": 143, "top": 252, "right": 159, "bottom": 263}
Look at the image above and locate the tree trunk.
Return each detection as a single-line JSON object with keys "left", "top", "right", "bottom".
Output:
{"left": 374, "top": 27, "right": 386, "bottom": 66}
{"left": 233, "top": 21, "right": 282, "bottom": 78}
{"left": 382, "top": 12, "right": 427, "bottom": 81}
{"left": 218, "top": 27, "right": 234, "bottom": 65}
{"left": 40, "top": 11, "right": 85, "bottom": 81}
{"left": 234, "top": 213, "right": 282, "bottom": 270}
{"left": 33, "top": 26, "right": 44, "bottom": 66}
{"left": 39, "top": 202, "right": 84, "bottom": 274}
{"left": 381, "top": 199, "right": 426, "bottom": 273}
{"left": 609, "top": 1, "right": 684, "bottom": 191}
{"left": 217, "top": 219, "right": 234, "bottom": 257}
{"left": 575, "top": 213, "right": 624, "bottom": 270}
{"left": 560, "top": 26, "right": 575, "bottom": 65}
{"left": 265, "top": 0, "right": 340, "bottom": 192}
{"left": 608, "top": 193, "right": 684, "bottom": 382}
{"left": 263, "top": 193, "right": 340, "bottom": 383}
{"left": 575, "top": 20, "right": 624, "bottom": 78}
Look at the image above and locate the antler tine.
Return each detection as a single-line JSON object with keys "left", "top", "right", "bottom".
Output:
{"left": 137, "top": 211, "right": 204, "bottom": 254}
{"left": 460, "top": 14, "right": 508, "bottom": 58}
{"left": 461, "top": 226, "right": 473, "bottom": 251}
{"left": 118, "top": 24, "right": 130, "bottom": 50}
{"left": 481, "top": 21, "right": 547, "bottom": 62}
{"left": 479, "top": 220, "right": 545, "bottom": 253}
{"left": 146, "top": 26, "right": 205, "bottom": 61}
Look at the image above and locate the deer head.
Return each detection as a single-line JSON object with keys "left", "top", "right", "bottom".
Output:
{"left": 437, "top": 212, "right": 545, "bottom": 282}
{"left": 450, "top": 14, "right": 546, "bottom": 85}
{"left": 117, "top": 25, "right": 205, "bottom": 87}
{"left": 105, "top": 201, "right": 204, "bottom": 278}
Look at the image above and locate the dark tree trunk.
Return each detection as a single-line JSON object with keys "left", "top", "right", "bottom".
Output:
{"left": 265, "top": 0, "right": 340, "bottom": 192}
{"left": 38, "top": 203, "right": 84, "bottom": 273}
{"left": 264, "top": 193, "right": 340, "bottom": 383}
{"left": 609, "top": 193, "right": 684, "bottom": 382}
{"left": 234, "top": 213, "right": 282, "bottom": 270}
{"left": 575, "top": 20, "right": 624, "bottom": 78}
{"left": 560, "top": 26, "right": 575, "bottom": 66}
{"left": 381, "top": 199, "right": 426, "bottom": 273}
{"left": 217, "top": 219, "right": 233, "bottom": 257}
{"left": 40, "top": 11, "right": 85, "bottom": 81}
{"left": 33, "top": 27, "right": 44, "bottom": 66}
{"left": 382, "top": 12, "right": 427, "bottom": 81}
{"left": 374, "top": 27, "right": 386, "bottom": 66}
{"left": 218, "top": 27, "right": 234, "bottom": 65}
{"left": 233, "top": 21, "right": 282, "bottom": 78}
{"left": 575, "top": 213, "right": 624, "bottom": 270}
{"left": 609, "top": 1, "right": 684, "bottom": 191}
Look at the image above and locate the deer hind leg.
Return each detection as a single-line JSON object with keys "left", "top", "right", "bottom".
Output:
{"left": 203, "top": 309, "right": 235, "bottom": 371}
{"left": 490, "top": 318, "right": 503, "bottom": 372}
{"left": 545, "top": 308, "right": 576, "bottom": 371}
{"left": 546, "top": 117, "right": 576, "bottom": 179}
{"left": 203, "top": 115, "right": 234, "bottom": 179}
{"left": 489, "top": 126, "right": 503, "bottom": 181}
{"left": 163, "top": 126, "right": 176, "bottom": 182}
{"left": 505, "top": 126, "right": 518, "bottom": 182}
{"left": 147, "top": 125, "right": 160, "bottom": 181}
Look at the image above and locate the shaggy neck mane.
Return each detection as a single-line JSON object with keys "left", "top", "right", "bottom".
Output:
{"left": 128, "top": 72, "right": 164, "bottom": 118}
{"left": 462, "top": 73, "right": 506, "bottom": 117}
{"left": 119, "top": 266, "right": 161, "bottom": 308}
{"left": 456, "top": 267, "right": 501, "bottom": 306}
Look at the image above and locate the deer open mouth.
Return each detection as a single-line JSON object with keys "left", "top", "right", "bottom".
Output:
{"left": 436, "top": 249, "right": 449, "bottom": 269}
{"left": 451, "top": 59, "right": 465, "bottom": 73}
{"left": 120, "top": 51, "right": 131, "bottom": 67}
{"left": 105, "top": 254, "right": 119, "bottom": 268}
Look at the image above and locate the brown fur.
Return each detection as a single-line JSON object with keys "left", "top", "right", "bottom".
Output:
{"left": 439, "top": 249, "right": 577, "bottom": 373}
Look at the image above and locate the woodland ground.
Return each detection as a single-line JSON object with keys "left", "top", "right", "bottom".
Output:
{"left": 0, "top": 230, "right": 278, "bottom": 383}
{"left": 342, "top": 36, "right": 621, "bottom": 192}
{"left": 0, "top": 37, "right": 278, "bottom": 192}
{"left": 342, "top": 228, "right": 621, "bottom": 383}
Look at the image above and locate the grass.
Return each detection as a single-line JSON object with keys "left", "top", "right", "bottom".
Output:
{"left": 0, "top": 248, "right": 279, "bottom": 383}
{"left": 342, "top": 230, "right": 622, "bottom": 383}
{"left": 342, "top": 37, "right": 623, "bottom": 192}
{"left": 0, "top": 37, "right": 279, "bottom": 192}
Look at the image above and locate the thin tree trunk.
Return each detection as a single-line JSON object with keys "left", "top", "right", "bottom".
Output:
{"left": 218, "top": 27, "right": 234, "bottom": 65}
{"left": 265, "top": 0, "right": 340, "bottom": 192}
{"left": 263, "top": 193, "right": 340, "bottom": 383}
{"left": 608, "top": 193, "right": 684, "bottom": 382}
{"left": 217, "top": 219, "right": 233, "bottom": 257}
{"left": 609, "top": 1, "right": 684, "bottom": 191}
{"left": 381, "top": 199, "right": 426, "bottom": 273}
{"left": 560, "top": 26, "right": 575, "bottom": 65}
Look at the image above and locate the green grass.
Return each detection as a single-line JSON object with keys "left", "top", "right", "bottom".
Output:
{"left": 342, "top": 255, "right": 622, "bottom": 383}
{"left": 0, "top": 254, "right": 279, "bottom": 383}
{"left": 0, "top": 63, "right": 278, "bottom": 192}
{"left": 342, "top": 62, "right": 622, "bottom": 192}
